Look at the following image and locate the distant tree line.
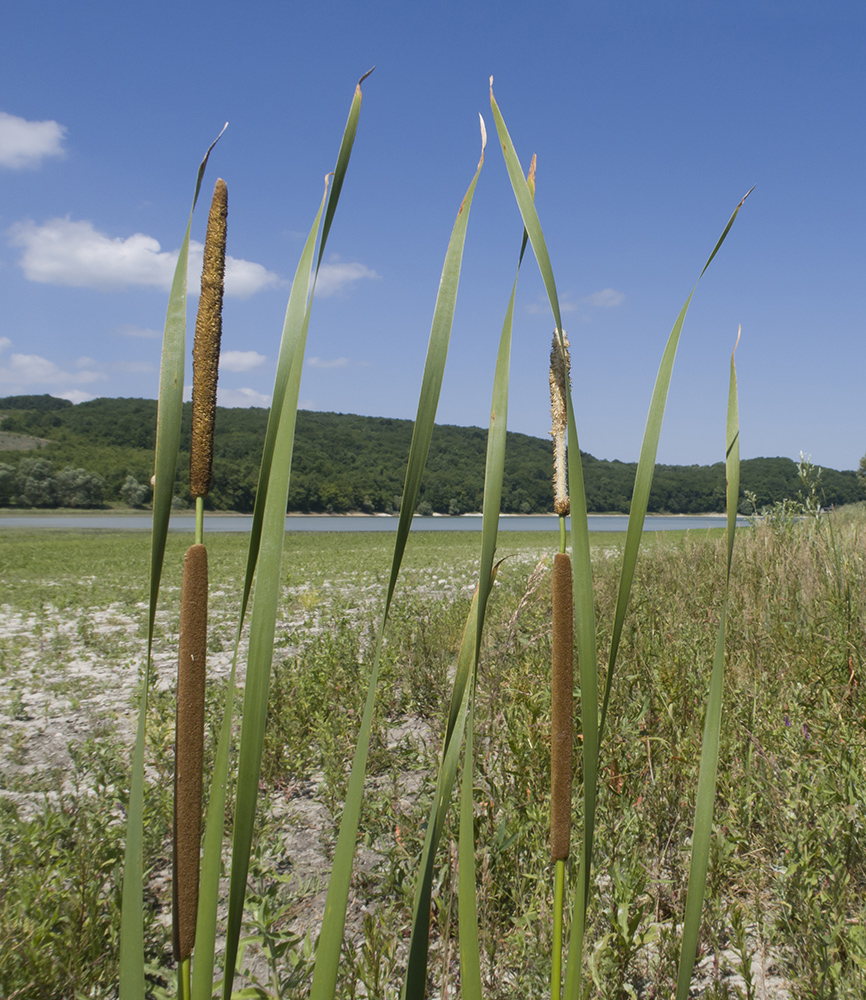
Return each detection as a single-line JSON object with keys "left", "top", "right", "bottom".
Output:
{"left": 1, "top": 395, "right": 863, "bottom": 513}
{"left": 0, "top": 458, "right": 107, "bottom": 508}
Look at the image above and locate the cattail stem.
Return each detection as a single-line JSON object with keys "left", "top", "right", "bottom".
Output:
{"left": 195, "top": 495, "right": 204, "bottom": 546}
{"left": 552, "top": 858, "right": 566, "bottom": 1000}
{"left": 173, "top": 543, "right": 208, "bottom": 964}
{"left": 551, "top": 551, "right": 573, "bottom": 861}
{"left": 550, "top": 328, "right": 573, "bottom": 999}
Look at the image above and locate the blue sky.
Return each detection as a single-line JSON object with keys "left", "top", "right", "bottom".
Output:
{"left": 1, "top": 1, "right": 863, "bottom": 470}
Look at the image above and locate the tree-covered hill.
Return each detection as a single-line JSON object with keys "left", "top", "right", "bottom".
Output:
{"left": 0, "top": 395, "right": 862, "bottom": 513}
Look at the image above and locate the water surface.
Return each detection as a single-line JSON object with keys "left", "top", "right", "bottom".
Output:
{"left": 0, "top": 513, "right": 740, "bottom": 532}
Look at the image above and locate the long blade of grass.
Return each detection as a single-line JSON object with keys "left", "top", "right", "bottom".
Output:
{"left": 402, "top": 584, "right": 487, "bottom": 1000}
{"left": 194, "top": 77, "right": 368, "bottom": 1000}
{"left": 241, "top": 74, "right": 370, "bottom": 627}
{"left": 599, "top": 190, "right": 754, "bottom": 743}
{"left": 458, "top": 168, "right": 535, "bottom": 999}
{"left": 675, "top": 330, "right": 741, "bottom": 1000}
{"left": 488, "top": 82, "right": 600, "bottom": 1000}
{"left": 459, "top": 700, "right": 482, "bottom": 1000}
{"left": 119, "top": 125, "right": 224, "bottom": 1000}
{"left": 220, "top": 181, "right": 329, "bottom": 997}
{"left": 314, "top": 119, "right": 486, "bottom": 1000}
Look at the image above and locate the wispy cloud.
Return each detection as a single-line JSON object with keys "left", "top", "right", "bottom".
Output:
{"left": 217, "top": 386, "right": 272, "bottom": 408}
{"left": 7, "top": 217, "right": 279, "bottom": 298}
{"left": 118, "top": 324, "right": 162, "bottom": 339}
{"left": 315, "top": 255, "right": 380, "bottom": 298}
{"left": 220, "top": 350, "right": 266, "bottom": 373}
{"left": 58, "top": 390, "right": 96, "bottom": 404}
{"left": 188, "top": 242, "right": 279, "bottom": 298}
{"left": 306, "top": 356, "right": 370, "bottom": 370}
{"left": 583, "top": 287, "right": 625, "bottom": 308}
{"left": 525, "top": 294, "right": 578, "bottom": 316}
{"left": 307, "top": 356, "right": 350, "bottom": 369}
{"left": 0, "top": 350, "right": 107, "bottom": 390}
{"left": 0, "top": 111, "right": 67, "bottom": 169}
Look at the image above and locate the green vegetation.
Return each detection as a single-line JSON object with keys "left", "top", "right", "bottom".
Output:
{"left": 6, "top": 73, "right": 863, "bottom": 1000}
{"left": 2, "top": 511, "right": 865, "bottom": 998}
{"left": 1, "top": 397, "right": 862, "bottom": 514}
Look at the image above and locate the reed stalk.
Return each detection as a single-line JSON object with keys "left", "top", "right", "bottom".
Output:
{"left": 119, "top": 125, "right": 224, "bottom": 1000}
{"left": 549, "top": 330, "right": 573, "bottom": 999}
{"left": 174, "top": 177, "right": 227, "bottom": 997}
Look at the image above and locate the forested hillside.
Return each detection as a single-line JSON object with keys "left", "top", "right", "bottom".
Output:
{"left": 0, "top": 395, "right": 862, "bottom": 513}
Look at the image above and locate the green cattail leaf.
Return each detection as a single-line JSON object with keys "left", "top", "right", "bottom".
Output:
{"left": 404, "top": 164, "right": 530, "bottom": 998}
{"left": 192, "top": 78, "right": 367, "bottom": 1000}
{"left": 119, "top": 124, "right": 224, "bottom": 1000}
{"left": 675, "top": 330, "right": 741, "bottom": 1000}
{"left": 489, "top": 84, "right": 600, "bottom": 1000}
{"left": 458, "top": 702, "right": 483, "bottom": 1000}
{"left": 240, "top": 70, "right": 370, "bottom": 628}
{"left": 599, "top": 190, "right": 753, "bottom": 744}
{"left": 403, "top": 583, "right": 486, "bottom": 1000}
{"left": 317, "top": 67, "right": 373, "bottom": 271}
{"left": 314, "top": 120, "right": 486, "bottom": 1000}
{"left": 457, "top": 191, "right": 534, "bottom": 998}
{"left": 220, "top": 181, "right": 328, "bottom": 998}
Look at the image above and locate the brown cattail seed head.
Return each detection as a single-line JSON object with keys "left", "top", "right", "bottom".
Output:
{"left": 190, "top": 178, "right": 227, "bottom": 499}
{"left": 173, "top": 543, "right": 208, "bottom": 962}
{"left": 550, "top": 552, "right": 574, "bottom": 861}
{"left": 550, "top": 330, "right": 571, "bottom": 516}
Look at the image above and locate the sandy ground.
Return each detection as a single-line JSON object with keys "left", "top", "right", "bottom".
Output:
{"left": 0, "top": 565, "right": 794, "bottom": 998}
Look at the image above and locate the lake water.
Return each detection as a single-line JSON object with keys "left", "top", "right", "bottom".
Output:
{"left": 0, "top": 513, "right": 742, "bottom": 533}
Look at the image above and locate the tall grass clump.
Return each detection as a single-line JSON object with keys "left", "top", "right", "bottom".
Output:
{"left": 101, "top": 74, "right": 765, "bottom": 1000}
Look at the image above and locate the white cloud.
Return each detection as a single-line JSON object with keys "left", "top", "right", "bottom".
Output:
{"left": 8, "top": 218, "right": 175, "bottom": 289}
{"left": 0, "top": 351, "right": 107, "bottom": 389}
{"left": 315, "top": 255, "right": 380, "bottom": 298}
{"left": 526, "top": 294, "right": 578, "bottom": 316}
{"left": 58, "top": 390, "right": 95, "bottom": 404}
{"left": 307, "top": 356, "right": 350, "bottom": 369}
{"left": 0, "top": 111, "right": 67, "bottom": 169}
{"left": 118, "top": 324, "right": 162, "bottom": 339}
{"left": 217, "top": 386, "right": 272, "bottom": 408}
{"left": 0, "top": 336, "right": 12, "bottom": 352}
{"left": 187, "top": 241, "right": 279, "bottom": 298}
{"left": 583, "top": 287, "right": 625, "bottom": 308}
{"left": 7, "top": 217, "right": 279, "bottom": 297}
{"left": 525, "top": 288, "right": 625, "bottom": 316}
{"left": 220, "top": 350, "right": 266, "bottom": 373}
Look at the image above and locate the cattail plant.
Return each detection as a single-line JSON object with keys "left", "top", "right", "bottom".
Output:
{"left": 117, "top": 79, "right": 751, "bottom": 1000}
{"left": 549, "top": 330, "right": 573, "bottom": 1000}
{"left": 190, "top": 178, "right": 227, "bottom": 510}
{"left": 173, "top": 177, "right": 227, "bottom": 995}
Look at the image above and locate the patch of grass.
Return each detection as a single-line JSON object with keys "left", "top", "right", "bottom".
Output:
{"left": 3, "top": 509, "right": 865, "bottom": 997}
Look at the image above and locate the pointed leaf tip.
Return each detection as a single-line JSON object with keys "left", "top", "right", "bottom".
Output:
{"left": 733, "top": 323, "right": 741, "bottom": 355}
{"left": 359, "top": 66, "right": 375, "bottom": 85}
{"left": 479, "top": 114, "right": 487, "bottom": 152}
